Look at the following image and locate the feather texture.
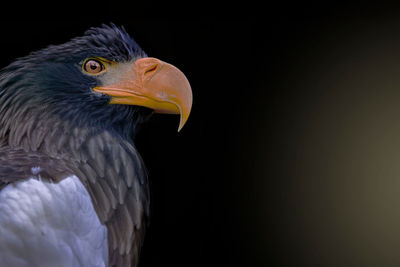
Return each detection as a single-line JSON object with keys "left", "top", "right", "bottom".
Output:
{"left": 0, "top": 124, "right": 150, "bottom": 267}
{"left": 0, "top": 24, "right": 152, "bottom": 267}
{"left": 0, "top": 175, "right": 108, "bottom": 267}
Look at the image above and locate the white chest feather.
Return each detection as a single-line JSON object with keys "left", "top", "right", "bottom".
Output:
{"left": 0, "top": 175, "right": 108, "bottom": 267}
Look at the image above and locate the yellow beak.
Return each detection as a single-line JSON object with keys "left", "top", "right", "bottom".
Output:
{"left": 93, "top": 57, "right": 192, "bottom": 131}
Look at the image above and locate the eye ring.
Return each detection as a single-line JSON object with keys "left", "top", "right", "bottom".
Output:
{"left": 82, "top": 58, "right": 106, "bottom": 75}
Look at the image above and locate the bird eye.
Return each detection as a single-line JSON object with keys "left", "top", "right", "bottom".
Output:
{"left": 83, "top": 59, "right": 105, "bottom": 74}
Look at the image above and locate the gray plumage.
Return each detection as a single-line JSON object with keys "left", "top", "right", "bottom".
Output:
{"left": 0, "top": 24, "right": 152, "bottom": 267}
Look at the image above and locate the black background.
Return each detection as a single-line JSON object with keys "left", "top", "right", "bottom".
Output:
{"left": 5, "top": 6, "right": 400, "bottom": 266}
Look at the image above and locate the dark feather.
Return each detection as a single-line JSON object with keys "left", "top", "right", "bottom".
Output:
{"left": 0, "top": 24, "right": 151, "bottom": 267}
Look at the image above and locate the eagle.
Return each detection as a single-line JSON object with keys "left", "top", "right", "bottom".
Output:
{"left": 0, "top": 24, "right": 192, "bottom": 267}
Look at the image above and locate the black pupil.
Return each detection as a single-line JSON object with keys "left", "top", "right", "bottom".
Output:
{"left": 90, "top": 62, "right": 99, "bottom": 70}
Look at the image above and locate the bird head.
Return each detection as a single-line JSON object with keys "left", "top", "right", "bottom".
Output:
{"left": 0, "top": 24, "right": 192, "bottom": 139}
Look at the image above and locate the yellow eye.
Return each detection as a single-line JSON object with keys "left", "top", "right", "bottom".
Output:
{"left": 83, "top": 58, "right": 106, "bottom": 74}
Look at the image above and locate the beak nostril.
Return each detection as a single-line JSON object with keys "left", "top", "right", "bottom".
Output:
{"left": 144, "top": 64, "right": 158, "bottom": 75}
